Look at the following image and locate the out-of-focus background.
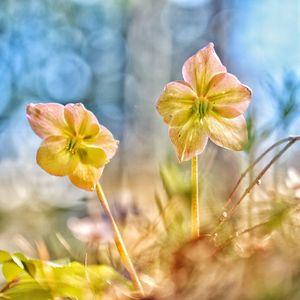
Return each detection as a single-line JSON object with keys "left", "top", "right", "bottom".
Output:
{"left": 0, "top": 0, "right": 299, "bottom": 255}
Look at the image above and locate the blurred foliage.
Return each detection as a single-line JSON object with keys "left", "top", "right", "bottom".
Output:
{"left": 1, "top": 139, "right": 300, "bottom": 299}
{"left": 146, "top": 182, "right": 300, "bottom": 300}
{"left": 0, "top": 250, "right": 129, "bottom": 299}
{"left": 159, "top": 161, "right": 191, "bottom": 200}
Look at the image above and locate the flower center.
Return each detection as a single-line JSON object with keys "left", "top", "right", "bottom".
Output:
{"left": 66, "top": 137, "right": 83, "bottom": 155}
{"left": 193, "top": 98, "right": 212, "bottom": 119}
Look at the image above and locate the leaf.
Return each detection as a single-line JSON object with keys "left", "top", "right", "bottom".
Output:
{"left": 0, "top": 250, "right": 129, "bottom": 300}
{"left": 0, "top": 251, "right": 11, "bottom": 263}
{"left": 2, "top": 262, "right": 27, "bottom": 282}
{"left": 10, "top": 257, "right": 24, "bottom": 270}
{"left": 2, "top": 281, "right": 52, "bottom": 300}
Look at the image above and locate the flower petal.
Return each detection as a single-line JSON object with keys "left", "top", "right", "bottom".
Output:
{"left": 169, "top": 117, "right": 208, "bottom": 162}
{"left": 27, "top": 103, "right": 68, "bottom": 138}
{"left": 64, "top": 103, "right": 100, "bottom": 138}
{"left": 156, "top": 80, "right": 197, "bottom": 126}
{"left": 207, "top": 73, "right": 252, "bottom": 118}
{"left": 88, "top": 125, "right": 119, "bottom": 160}
{"left": 37, "top": 136, "right": 78, "bottom": 176}
{"left": 170, "top": 109, "right": 195, "bottom": 127}
{"left": 182, "top": 43, "right": 226, "bottom": 96}
{"left": 78, "top": 146, "right": 108, "bottom": 168}
{"left": 69, "top": 162, "right": 103, "bottom": 191}
{"left": 205, "top": 114, "right": 247, "bottom": 151}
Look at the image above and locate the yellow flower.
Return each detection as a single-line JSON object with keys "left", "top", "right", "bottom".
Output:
{"left": 27, "top": 103, "right": 118, "bottom": 191}
{"left": 156, "top": 43, "right": 252, "bottom": 162}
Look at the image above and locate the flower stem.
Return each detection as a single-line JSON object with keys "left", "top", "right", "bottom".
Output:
{"left": 95, "top": 183, "right": 144, "bottom": 296}
{"left": 191, "top": 155, "right": 199, "bottom": 238}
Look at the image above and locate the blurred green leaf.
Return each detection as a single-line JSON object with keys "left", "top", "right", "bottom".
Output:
{"left": 160, "top": 162, "right": 190, "bottom": 200}
{"left": 1, "top": 281, "right": 52, "bottom": 300}
{"left": 0, "top": 251, "right": 129, "bottom": 299}
{"left": 243, "top": 114, "right": 257, "bottom": 153}
{"left": 0, "top": 250, "right": 10, "bottom": 263}
{"left": 2, "top": 262, "right": 27, "bottom": 282}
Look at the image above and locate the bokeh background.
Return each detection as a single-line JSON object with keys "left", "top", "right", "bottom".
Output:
{"left": 0, "top": 0, "right": 299, "bottom": 256}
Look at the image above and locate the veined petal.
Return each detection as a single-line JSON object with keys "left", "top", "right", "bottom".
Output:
{"left": 169, "top": 117, "right": 208, "bottom": 162}
{"left": 182, "top": 43, "right": 226, "bottom": 96}
{"left": 78, "top": 146, "right": 108, "bottom": 168}
{"left": 156, "top": 80, "right": 197, "bottom": 125}
{"left": 27, "top": 103, "right": 69, "bottom": 138}
{"left": 170, "top": 109, "right": 194, "bottom": 126}
{"left": 37, "top": 136, "right": 78, "bottom": 176}
{"left": 205, "top": 114, "right": 247, "bottom": 151}
{"left": 64, "top": 103, "right": 100, "bottom": 138}
{"left": 69, "top": 162, "right": 103, "bottom": 191}
{"left": 87, "top": 125, "right": 119, "bottom": 160}
{"left": 207, "top": 73, "right": 252, "bottom": 118}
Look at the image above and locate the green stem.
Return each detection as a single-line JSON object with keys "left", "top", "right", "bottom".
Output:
{"left": 191, "top": 156, "right": 199, "bottom": 238}
{"left": 95, "top": 183, "right": 144, "bottom": 296}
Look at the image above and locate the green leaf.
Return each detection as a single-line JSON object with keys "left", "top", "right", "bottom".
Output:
{"left": 0, "top": 250, "right": 129, "bottom": 299}
{"left": 2, "top": 281, "right": 52, "bottom": 300}
{"left": 0, "top": 250, "right": 11, "bottom": 263}
{"left": 2, "top": 262, "right": 27, "bottom": 282}
{"left": 12, "top": 253, "right": 28, "bottom": 263}
{"left": 11, "top": 256, "right": 24, "bottom": 270}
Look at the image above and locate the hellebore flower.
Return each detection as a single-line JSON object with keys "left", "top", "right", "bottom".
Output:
{"left": 27, "top": 103, "right": 118, "bottom": 191}
{"left": 156, "top": 43, "right": 252, "bottom": 161}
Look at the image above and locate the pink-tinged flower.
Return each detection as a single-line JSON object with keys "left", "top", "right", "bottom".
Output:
{"left": 27, "top": 103, "right": 118, "bottom": 191}
{"left": 156, "top": 43, "right": 252, "bottom": 161}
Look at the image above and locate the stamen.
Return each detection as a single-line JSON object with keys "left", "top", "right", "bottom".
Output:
{"left": 65, "top": 137, "right": 82, "bottom": 154}
{"left": 193, "top": 98, "right": 212, "bottom": 119}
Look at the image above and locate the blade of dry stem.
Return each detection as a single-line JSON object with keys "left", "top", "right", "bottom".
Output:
{"left": 191, "top": 156, "right": 199, "bottom": 238}
{"left": 212, "top": 136, "right": 300, "bottom": 236}
{"left": 218, "top": 220, "right": 271, "bottom": 251}
{"left": 219, "top": 204, "right": 299, "bottom": 250}
{"left": 95, "top": 183, "right": 145, "bottom": 296}
{"left": 154, "top": 192, "right": 169, "bottom": 233}
{"left": 227, "top": 139, "right": 297, "bottom": 216}
{"left": 223, "top": 137, "right": 296, "bottom": 210}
